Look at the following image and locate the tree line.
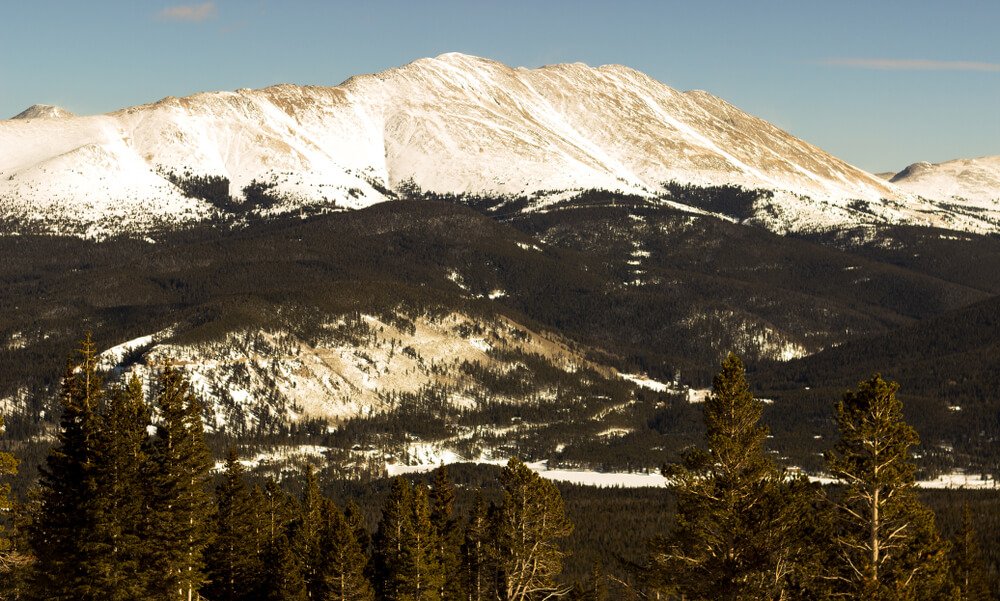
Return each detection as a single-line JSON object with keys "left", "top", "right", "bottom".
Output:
{"left": 644, "top": 354, "right": 993, "bottom": 600}
{"left": 0, "top": 337, "right": 575, "bottom": 600}
{"left": 0, "top": 340, "right": 995, "bottom": 600}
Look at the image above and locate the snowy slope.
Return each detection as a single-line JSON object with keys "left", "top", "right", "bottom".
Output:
{"left": 102, "top": 312, "right": 613, "bottom": 433}
{"left": 1, "top": 52, "right": 994, "bottom": 235}
{"left": 889, "top": 156, "right": 1000, "bottom": 206}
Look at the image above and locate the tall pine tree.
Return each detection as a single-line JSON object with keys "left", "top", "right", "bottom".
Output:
{"left": 401, "top": 484, "right": 444, "bottom": 601}
{"left": 0, "top": 413, "right": 19, "bottom": 570}
{"left": 649, "top": 353, "right": 811, "bottom": 600}
{"left": 262, "top": 533, "right": 309, "bottom": 601}
{"left": 28, "top": 336, "right": 108, "bottom": 601}
{"left": 373, "top": 477, "right": 414, "bottom": 601}
{"left": 493, "top": 457, "right": 573, "bottom": 601}
{"left": 316, "top": 498, "right": 374, "bottom": 601}
{"left": 343, "top": 499, "right": 371, "bottom": 563}
{"left": 143, "top": 365, "right": 214, "bottom": 601}
{"left": 293, "top": 465, "right": 326, "bottom": 599}
{"left": 951, "top": 503, "right": 991, "bottom": 601}
{"left": 430, "top": 466, "right": 463, "bottom": 601}
{"left": 205, "top": 449, "right": 265, "bottom": 601}
{"left": 460, "top": 493, "right": 493, "bottom": 601}
{"left": 824, "top": 374, "right": 952, "bottom": 600}
{"left": 0, "top": 412, "right": 23, "bottom": 594}
{"left": 97, "top": 374, "right": 152, "bottom": 601}
{"left": 260, "top": 478, "right": 297, "bottom": 549}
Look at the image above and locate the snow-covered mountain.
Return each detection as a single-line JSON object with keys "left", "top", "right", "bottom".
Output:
{"left": 1, "top": 52, "right": 996, "bottom": 236}
{"left": 10, "top": 104, "right": 75, "bottom": 120}
{"left": 889, "top": 156, "right": 1000, "bottom": 205}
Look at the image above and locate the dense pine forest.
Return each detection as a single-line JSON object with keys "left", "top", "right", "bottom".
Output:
{"left": 0, "top": 339, "right": 996, "bottom": 600}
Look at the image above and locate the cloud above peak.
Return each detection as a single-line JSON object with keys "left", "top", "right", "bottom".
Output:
{"left": 157, "top": 2, "right": 217, "bottom": 22}
{"left": 822, "top": 58, "right": 1000, "bottom": 72}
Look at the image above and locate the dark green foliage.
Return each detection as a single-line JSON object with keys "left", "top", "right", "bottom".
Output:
{"left": 460, "top": 493, "right": 493, "bottom": 601}
{"left": 372, "top": 477, "right": 445, "bottom": 601}
{"left": 429, "top": 466, "right": 462, "bottom": 601}
{"left": 293, "top": 465, "right": 326, "bottom": 598}
{"left": 7, "top": 198, "right": 1000, "bottom": 477}
{"left": 242, "top": 179, "right": 285, "bottom": 211}
{"left": 9, "top": 344, "right": 1000, "bottom": 600}
{"left": 160, "top": 168, "right": 232, "bottom": 210}
{"left": 582, "top": 562, "right": 608, "bottom": 601}
{"left": 0, "top": 413, "right": 18, "bottom": 564}
{"left": 97, "top": 375, "right": 151, "bottom": 600}
{"left": 316, "top": 498, "right": 374, "bottom": 601}
{"left": 259, "top": 479, "right": 298, "bottom": 549}
{"left": 494, "top": 457, "right": 573, "bottom": 601}
{"left": 0, "top": 413, "right": 25, "bottom": 597}
{"left": 205, "top": 449, "right": 265, "bottom": 601}
{"left": 373, "top": 477, "right": 414, "bottom": 601}
{"left": 343, "top": 499, "right": 372, "bottom": 560}
{"left": 951, "top": 504, "right": 992, "bottom": 601}
{"left": 27, "top": 335, "right": 108, "bottom": 601}
{"left": 649, "top": 354, "right": 812, "bottom": 600}
{"left": 402, "top": 484, "right": 444, "bottom": 601}
{"left": 143, "top": 365, "right": 214, "bottom": 601}
{"left": 262, "top": 533, "right": 309, "bottom": 601}
{"left": 823, "top": 374, "right": 953, "bottom": 599}
{"left": 662, "top": 181, "right": 771, "bottom": 222}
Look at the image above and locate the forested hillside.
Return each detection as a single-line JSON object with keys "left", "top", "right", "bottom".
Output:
{"left": 0, "top": 344, "right": 995, "bottom": 599}
{"left": 3, "top": 192, "right": 1000, "bottom": 478}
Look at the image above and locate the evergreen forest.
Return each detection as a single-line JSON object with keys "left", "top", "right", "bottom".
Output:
{"left": 0, "top": 339, "right": 995, "bottom": 600}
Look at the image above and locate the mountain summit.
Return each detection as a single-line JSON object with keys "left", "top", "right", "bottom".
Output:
{"left": 889, "top": 155, "right": 1000, "bottom": 205}
{"left": 10, "top": 104, "right": 75, "bottom": 120}
{"left": 0, "top": 53, "right": 995, "bottom": 236}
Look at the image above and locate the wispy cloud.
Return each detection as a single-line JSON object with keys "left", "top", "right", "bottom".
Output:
{"left": 157, "top": 2, "right": 217, "bottom": 22}
{"left": 822, "top": 58, "right": 1000, "bottom": 72}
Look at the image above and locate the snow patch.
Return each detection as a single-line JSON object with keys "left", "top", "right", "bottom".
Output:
{"left": 620, "top": 372, "right": 671, "bottom": 393}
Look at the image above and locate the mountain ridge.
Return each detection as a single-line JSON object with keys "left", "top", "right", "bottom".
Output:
{"left": 6, "top": 52, "right": 996, "bottom": 237}
{"left": 889, "top": 155, "right": 1000, "bottom": 205}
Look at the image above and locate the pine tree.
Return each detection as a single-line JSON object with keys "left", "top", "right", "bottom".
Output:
{"left": 649, "top": 353, "right": 810, "bottom": 601}
{"left": 316, "top": 498, "right": 374, "bottom": 601}
{"left": 583, "top": 562, "right": 608, "bottom": 601}
{"left": 28, "top": 336, "right": 107, "bottom": 601}
{"left": 400, "top": 484, "right": 444, "bottom": 601}
{"left": 143, "top": 365, "right": 214, "bottom": 601}
{"left": 460, "top": 493, "right": 493, "bottom": 601}
{"left": 262, "top": 533, "right": 309, "bottom": 601}
{"left": 97, "top": 374, "right": 152, "bottom": 601}
{"left": 293, "top": 465, "right": 326, "bottom": 599}
{"left": 950, "top": 503, "right": 991, "bottom": 601}
{"left": 0, "top": 413, "right": 21, "bottom": 585}
{"left": 373, "top": 477, "right": 414, "bottom": 601}
{"left": 493, "top": 457, "right": 573, "bottom": 601}
{"left": 205, "top": 449, "right": 265, "bottom": 601}
{"left": 260, "top": 478, "right": 297, "bottom": 549}
{"left": 429, "top": 466, "right": 463, "bottom": 601}
{"left": 343, "top": 499, "right": 371, "bottom": 559}
{"left": 824, "top": 374, "right": 952, "bottom": 600}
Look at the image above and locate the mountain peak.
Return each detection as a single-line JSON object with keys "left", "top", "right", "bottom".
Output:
{"left": 890, "top": 161, "right": 934, "bottom": 182}
{"left": 10, "top": 104, "right": 75, "bottom": 120}
{"left": 889, "top": 156, "right": 1000, "bottom": 204}
{"left": 3, "top": 54, "right": 996, "bottom": 237}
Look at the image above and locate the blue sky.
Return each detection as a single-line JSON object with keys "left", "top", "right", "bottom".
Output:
{"left": 2, "top": 1, "right": 997, "bottom": 172}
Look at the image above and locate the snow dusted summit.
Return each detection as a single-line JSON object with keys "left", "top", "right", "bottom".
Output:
{"left": 2, "top": 53, "right": 997, "bottom": 236}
